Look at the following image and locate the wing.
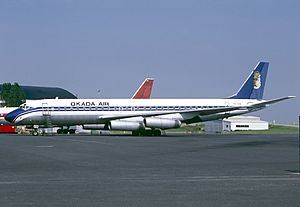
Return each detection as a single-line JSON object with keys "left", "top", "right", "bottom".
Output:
{"left": 96, "top": 106, "right": 242, "bottom": 123}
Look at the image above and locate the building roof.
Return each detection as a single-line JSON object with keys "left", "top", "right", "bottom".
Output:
{"left": 0, "top": 85, "right": 77, "bottom": 100}
{"left": 223, "top": 116, "right": 268, "bottom": 124}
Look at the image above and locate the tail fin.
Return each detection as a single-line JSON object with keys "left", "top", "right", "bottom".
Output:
{"left": 131, "top": 78, "right": 154, "bottom": 99}
{"left": 229, "top": 62, "right": 269, "bottom": 100}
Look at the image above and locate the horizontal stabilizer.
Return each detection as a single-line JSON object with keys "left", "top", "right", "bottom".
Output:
{"left": 248, "top": 96, "right": 296, "bottom": 109}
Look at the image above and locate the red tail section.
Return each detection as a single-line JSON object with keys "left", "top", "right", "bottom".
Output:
{"left": 131, "top": 78, "right": 154, "bottom": 99}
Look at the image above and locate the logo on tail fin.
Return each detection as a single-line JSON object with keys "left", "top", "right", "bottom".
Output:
{"left": 253, "top": 71, "right": 261, "bottom": 89}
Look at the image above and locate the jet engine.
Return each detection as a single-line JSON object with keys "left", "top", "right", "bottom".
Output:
{"left": 82, "top": 124, "right": 107, "bottom": 130}
{"left": 109, "top": 120, "right": 145, "bottom": 131}
{"left": 144, "top": 118, "right": 181, "bottom": 129}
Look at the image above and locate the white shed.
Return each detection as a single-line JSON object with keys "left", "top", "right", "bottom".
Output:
{"left": 205, "top": 116, "right": 269, "bottom": 133}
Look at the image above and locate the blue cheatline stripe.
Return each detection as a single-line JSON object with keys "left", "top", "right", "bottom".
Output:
{"left": 12, "top": 105, "right": 227, "bottom": 121}
{"left": 12, "top": 107, "right": 41, "bottom": 122}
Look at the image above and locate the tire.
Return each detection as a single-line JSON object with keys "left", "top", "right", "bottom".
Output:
{"left": 69, "top": 129, "right": 76, "bottom": 134}
{"left": 57, "top": 129, "right": 63, "bottom": 134}
{"left": 63, "top": 129, "right": 69, "bottom": 134}
{"left": 32, "top": 131, "right": 38, "bottom": 136}
{"left": 153, "top": 130, "right": 161, "bottom": 136}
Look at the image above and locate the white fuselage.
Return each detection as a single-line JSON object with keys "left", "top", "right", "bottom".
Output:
{"left": 10, "top": 98, "right": 262, "bottom": 127}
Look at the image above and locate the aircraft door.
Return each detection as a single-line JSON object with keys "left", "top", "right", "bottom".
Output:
{"left": 42, "top": 103, "right": 51, "bottom": 116}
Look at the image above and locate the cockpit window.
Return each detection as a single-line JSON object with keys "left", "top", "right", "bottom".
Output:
{"left": 20, "top": 104, "right": 30, "bottom": 110}
{"left": 20, "top": 104, "right": 26, "bottom": 109}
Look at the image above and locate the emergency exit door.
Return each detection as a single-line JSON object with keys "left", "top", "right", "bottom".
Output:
{"left": 42, "top": 103, "right": 50, "bottom": 116}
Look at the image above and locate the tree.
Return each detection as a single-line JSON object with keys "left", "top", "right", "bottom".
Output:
{"left": 0, "top": 82, "right": 26, "bottom": 107}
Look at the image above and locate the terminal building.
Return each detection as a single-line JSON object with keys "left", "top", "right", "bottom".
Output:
{"left": 204, "top": 116, "right": 269, "bottom": 133}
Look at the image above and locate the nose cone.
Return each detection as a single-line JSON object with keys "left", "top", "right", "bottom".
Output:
{"left": 5, "top": 108, "right": 24, "bottom": 123}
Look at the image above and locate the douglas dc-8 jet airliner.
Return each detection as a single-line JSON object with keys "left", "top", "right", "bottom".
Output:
{"left": 5, "top": 62, "right": 295, "bottom": 136}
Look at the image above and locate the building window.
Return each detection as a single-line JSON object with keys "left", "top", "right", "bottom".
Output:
{"left": 236, "top": 125, "right": 249, "bottom": 128}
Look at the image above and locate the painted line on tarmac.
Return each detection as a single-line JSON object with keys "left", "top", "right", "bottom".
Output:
{"left": 35, "top": 145, "right": 54, "bottom": 148}
{"left": 2, "top": 175, "right": 299, "bottom": 185}
{"left": 184, "top": 175, "right": 300, "bottom": 182}
{"left": 119, "top": 175, "right": 300, "bottom": 182}
{"left": 37, "top": 136, "right": 114, "bottom": 145}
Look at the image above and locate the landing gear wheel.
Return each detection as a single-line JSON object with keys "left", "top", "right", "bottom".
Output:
{"left": 32, "top": 130, "right": 38, "bottom": 136}
{"left": 69, "top": 129, "right": 76, "bottom": 134}
{"left": 152, "top": 130, "right": 161, "bottom": 136}
{"left": 57, "top": 129, "right": 63, "bottom": 134}
{"left": 63, "top": 129, "right": 69, "bottom": 134}
{"left": 132, "top": 130, "right": 162, "bottom": 136}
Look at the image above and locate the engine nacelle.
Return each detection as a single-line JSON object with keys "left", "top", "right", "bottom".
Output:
{"left": 82, "top": 124, "right": 107, "bottom": 130}
{"left": 144, "top": 118, "right": 181, "bottom": 129}
{"left": 109, "top": 120, "right": 145, "bottom": 131}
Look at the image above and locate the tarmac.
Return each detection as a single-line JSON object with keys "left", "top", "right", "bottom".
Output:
{"left": 0, "top": 133, "right": 300, "bottom": 207}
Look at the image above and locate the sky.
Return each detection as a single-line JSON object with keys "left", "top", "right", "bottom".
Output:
{"left": 0, "top": 0, "right": 299, "bottom": 124}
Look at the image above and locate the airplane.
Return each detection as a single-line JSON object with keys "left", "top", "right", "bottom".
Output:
{"left": 5, "top": 62, "right": 295, "bottom": 136}
{"left": 0, "top": 78, "right": 154, "bottom": 134}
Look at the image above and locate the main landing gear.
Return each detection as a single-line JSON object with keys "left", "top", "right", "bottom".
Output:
{"left": 57, "top": 128, "right": 76, "bottom": 134}
{"left": 132, "top": 129, "right": 162, "bottom": 136}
